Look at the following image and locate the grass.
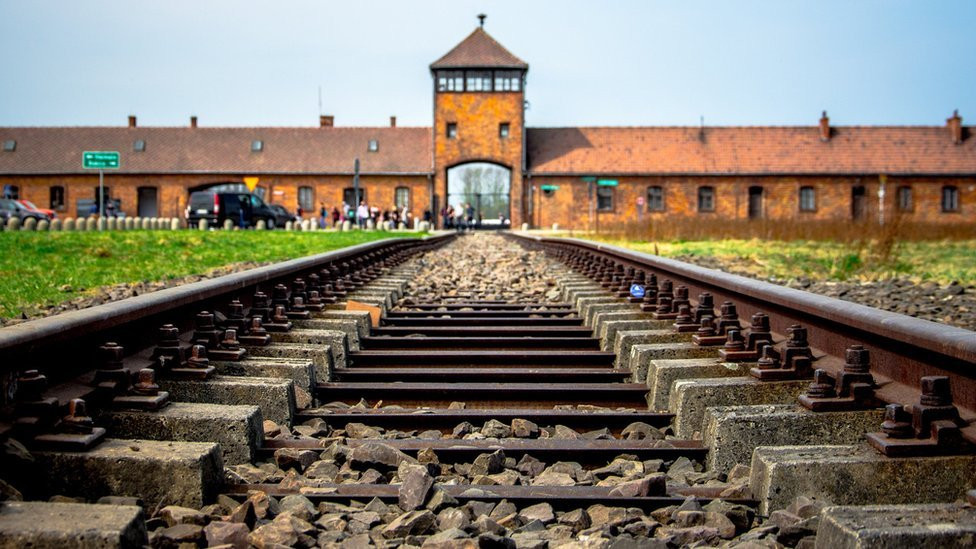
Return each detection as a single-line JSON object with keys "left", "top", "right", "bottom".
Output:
{"left": 0, "top": 230, "right": 421, "bottom": 318}
{"left": 584, "top": 237, "right": 976, "bottom": 285}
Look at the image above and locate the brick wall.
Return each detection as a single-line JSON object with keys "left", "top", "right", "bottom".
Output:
{"left": 527, "top": 175, "right": 975, "bottom": 229}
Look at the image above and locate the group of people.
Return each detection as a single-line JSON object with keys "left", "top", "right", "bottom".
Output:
{"left": 309, "top": 200, "right": 419, "bottom": 229}
{"left": 441, "top": 203, "right": 479, "bottom": 232}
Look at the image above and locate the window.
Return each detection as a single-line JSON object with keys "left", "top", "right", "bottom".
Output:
{"left": 446, "top": 123, "right": 457, "bottom": 139}
{"left": 436, "top": 71, "right": 464, "bottom": 92}
{"left": 3, "top": 140, "right": 15, "bottom": 152}
{"left": 647, "top": 186, "right": 664, "bottom": 211}
{"left": 597, "top": 187, "right": 614, "bottom": 211}
{"left": 343, "top": 187, "right": 366, "bottom": 207}
{"left": 697, "top": 186, "right": 715, "bottom": 212}
{"left": 251, "top": 140, "right": 263, "bottom": 152}
{"left": 298, "top": 186, "right": 314, "bottom": 211}
{"left": 494, "top": 70, "right": 521, "bottom": 91}
{"left": 465, "top": 71, "right": 492, "bottom": 92}
{"left": 896, "top": 186, "right": 913, "bottom": 212}
{"left": 2, "top": 184, "right": 18, "bottom": 199}
{"left": 50, "top": 186, "right": 65, "bottom": 210}
{"left": 942, "top": 186, "right": 960, "bottom": 212}
{"left": 368, "top": 139, "right": 379, "bottom": 152}
{"left": 133, "top": 139, "right": 146, "bottom": 152}
{"left": 799, "top": 186, "right": 816, "bottom": 212}
{"left": 499, "top": 123, "right": 510, "bottom": 139}
{"left": 395, "top": 187, "right": 410, "bottom": 209}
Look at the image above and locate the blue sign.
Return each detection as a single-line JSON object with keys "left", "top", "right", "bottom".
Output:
{"left": 629, "top": 284, "right": 645, "bottom": 298}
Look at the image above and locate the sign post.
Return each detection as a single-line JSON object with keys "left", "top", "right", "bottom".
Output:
{"left": 581, "top": 177, "right": 596, "bottom": 233}
{"left": 82, "top": 152, "right": 120, "bottom": 227}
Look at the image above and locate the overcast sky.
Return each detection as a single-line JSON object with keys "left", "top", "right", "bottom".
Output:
{"left": 1, "top": 1, "right": 973, "bottom": 128}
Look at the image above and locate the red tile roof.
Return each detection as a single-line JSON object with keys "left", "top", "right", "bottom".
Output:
{"left": 0, "top": 127, "right": 432, "bottom": 175}
{"left": 526, "top": 126, "right": 976, "bottom": 175}
{"left": 430, "top": 28, "right": 528, "bottom": 70}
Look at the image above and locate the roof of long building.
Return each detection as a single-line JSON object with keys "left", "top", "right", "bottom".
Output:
{"left": 0, "top": 124, "right": 973, "bottom": 176}
{"left": 0, "top": 126, "right": 433, "bottom": 175}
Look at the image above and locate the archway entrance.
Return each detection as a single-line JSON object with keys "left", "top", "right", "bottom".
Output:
{"left": 447, "top": 162, "right": 511, "bottom": 228}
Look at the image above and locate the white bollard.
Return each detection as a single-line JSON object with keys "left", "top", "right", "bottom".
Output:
{"left": 223, "top": 219, "right": 234, "bottom": 230}
{"left": 342, "top": 220, "right": 352, "bottom": 231}
{"left": 96, "top": 218, "right": 107, "bottom": 231}
{"left": 50, "top": 219, "right": 62, "bottom": 231}
{"left": 23, "top": 217, "right": 37, "bottom": 231}
{"left": 198, "top": 219, "right": 208, "bottom": 230}
{"left": 6, "top": 217, "right": 20, "bottom": 231}
{"left": 255, "top": 219, "right": 267, "bottom": 230}
{"left": 37, "top": 219, "right": 50, "bottom": 231}
{"left": 141, "top": 218, "right": 151, "bottom": 230}
{"left": 88, "top": 217, "right": 100, "bottom": 231}
{"left": 170, "top": 218, "right": 181, "bottom": 230}
{"left": 520, "top": 223, "right": 529, "bottom": 231}
{"left": 301, "top": 219, "right": 311, "bottom": 231}
{"left": 398, "top": 222, "right": 406, "bottom": 231}
{"left": 552, "top": 223, "right": 560, "bottom": 231}
{"left": 285, "top": 221, "right": 294, "bottom": 231}
{"left": 63, "top": 218, "right": 75, "bottom": 231}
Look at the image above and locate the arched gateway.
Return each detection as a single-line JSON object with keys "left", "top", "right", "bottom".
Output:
{"left": 447, "top": 162, "right": 511, "bottom": 226}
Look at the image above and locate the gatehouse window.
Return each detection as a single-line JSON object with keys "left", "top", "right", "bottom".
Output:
{"left": 368, "top": 139, "right": 379, "bottom": 152}
{"left": 499, "top": 123, "right": 510, "bottom": 139}
{"left": 298, "top": 186, "right": 314, "bottom": 211}
{"left": 437, "top": 71, "right": 464, "bottom": 92}
{"left": 446, "top": 123, "right": 457, "bottom": 139}
{"left": 251, "top": 140, "right": 263, "bottom": 152}
{"left": 343, "top": 187, "right": 366, "bottom": 207}
{"left": 50, "top": 186, "right": 65, "bottom": 210}
{"left": 799, "top": 186, "right": 816, "bottom": 212}
{"left": 466, "top": 71, "right": 492, "bottom": 92}
{"left": 942, "top": 186, "right": 960, "bottom": 212}
{"left": 647, "top": 186, "right": 664, "bottom": 211}
{"left": 133, "top": 139, "right": 146, "bottom": 152}
{"left": 697, "top": 186, "right": 715, "bottom": 212}
{"left": 3, "top": 140, "right": 16, "bottom": 152}
{"left": 2, "top": 185, "right": 18, "bottom": 199}
{"left": 597, "top": 187, "right": 614, "bottom": 211}
{"left": 494, "top": 71, "right": 521, "bottom": 92}
{"left": 395, "top": 187, "right": 410, "bottom": 209}
{"left": 896, "top": 186, "right": 913, "bottom": 212}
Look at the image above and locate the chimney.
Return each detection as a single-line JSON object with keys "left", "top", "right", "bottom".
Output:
{"left": 390, "top": 116, "right": 397, "bottom": 128}
{"left": 128, "top": 115, "right": 137, "bottom": 128}
{"left": 947, "top": 110, "right": 963, "bottom": 144}
{"left": 819, "top": 111, "right": 830, "bottom": 141}
{"left": 320, "top": 115, "right": 334, "bottom": 128}
{"left": 190, "top": 116, "right": 198, "bottom": 128}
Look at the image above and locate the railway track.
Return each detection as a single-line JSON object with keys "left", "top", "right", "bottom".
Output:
{"left": 0, "top": 232, "right": 974, "bottom": 547}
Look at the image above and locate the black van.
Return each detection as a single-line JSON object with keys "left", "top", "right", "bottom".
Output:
{"left": 186, "top": 191, "right": 279, "bottom": 228}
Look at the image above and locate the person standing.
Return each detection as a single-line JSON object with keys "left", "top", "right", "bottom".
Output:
{"left": 319, "top": 202, "right": 327, "bottom": 229}
{"left": 356, "top": 200, "right": 369, "bottom": 229}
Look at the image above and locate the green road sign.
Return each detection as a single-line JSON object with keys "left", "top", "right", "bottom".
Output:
{"left": 581, "top": 176, "right": 596, "bottom": 182}
{"left": 540, "top": 184, "right": 560, "bottom": 191}
{"left": 597, "top": 179, "right": 618, "bottom": 187}
{"left": 82, "top": 151, "right": 120, "bottom": 169}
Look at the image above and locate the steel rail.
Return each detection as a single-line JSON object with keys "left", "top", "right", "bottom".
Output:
{"left": 509, "top": 233, "right": 976, "bottom": 424}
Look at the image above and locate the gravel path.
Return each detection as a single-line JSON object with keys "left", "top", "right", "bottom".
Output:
{"left": 673, "top": 254, "right": 976, "bottom": 332}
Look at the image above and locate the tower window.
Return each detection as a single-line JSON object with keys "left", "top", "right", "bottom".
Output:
{"left": 942, "top": 186, "right": 960, "bottom": 212}
{"left": 896, "top": 186, "right": 913, "bottom": 212}
{"left": 494, "top": 71, "right": 521, "bottom": 91}
{"left": 446, "top": 123, "right": 457, "bottom": 139}
{"left": 298, "top": 186, "right": 314, "bottom": 211}
{"left": 799, "top": 186, "right": 816, "bottom": 212}
{"left": 437, "top": 71, "right": 464, "bottom": 92}
{"left": 499, "top": 123, "right": 510, "bottom": 138}
{"left": 133, "top": 139, "right": 146, "bottom": 152}
{"left": 697, "top": 186, "right": 715, "bottom": 212}
{"left": 647, "top": 186, "right": 664, "bottom": 211}
{"left": 368, "top": 139, "right": 379, "bottom": 152}
{"left": 466, "top": 71, "right": 492, "bottom": 92}
{"left": 251, "top": 140, "right": 263, "bottom": 152}
{"left": 3, "top": 140, "right": 15, "bottom": 152}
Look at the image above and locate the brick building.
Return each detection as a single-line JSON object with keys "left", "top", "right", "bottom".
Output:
{"left": 0, "top": 25, "right": 973, "bottom": 228}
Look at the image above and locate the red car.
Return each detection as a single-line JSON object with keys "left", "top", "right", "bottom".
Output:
{"left": 17, "top": 199, "right": 57, "bottom": 219}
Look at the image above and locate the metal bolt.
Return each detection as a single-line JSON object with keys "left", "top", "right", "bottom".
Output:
{"left": 187, "top": 344, "right": 210, "bottom": 369}
{"left": 62, "top": 398, "right": 94, "bottom": 434}
{"left": 252, "top": 291, "right": 271, "bottom": 309}
{"left": 227, "top": 299, "right": 245, "bottom": 319}
{"left": 16, "top": 369, "right": 47, "bottom": 401}
{"left": 756, "top": 344, "right": 781, "bottom": 369}
{"left": 157, "top": 324, "right": 180, "bottom": 347}
{"left": 749, "top": 312, "right": 770, "bottom": 332}
{"left": 723, "top": 329, "right": 746, "bottom": 352}
{"left": 806, "top": 369, "right": 837, "bottom": 398}
{"left": 221, "top": 329, "right": 240, "bottom": 350}
{"left": 844, "top": 345, "right": 870, "bottom": 374}
{"left": 674, "top": 304, "right": 694, "bottom": 325}
{"left": 131, "top": 369, "right": 160, "bottom": 396}
{"left": 195, "top": 311, "right": 215, "bottom": 329}
{"left": 920, "top": 376, "right": 952, "bottom": 407}
{"left": 98, "top": 342, "right": 125, "bottom": 370}
{"left": 881, "top": 403, "right": 913, "bottom": 438}
{"left": 696, "top": 316, "right": 717, "bottom": 337}
{"left": 786, "top": 325, "right": 808, "bottom": 348}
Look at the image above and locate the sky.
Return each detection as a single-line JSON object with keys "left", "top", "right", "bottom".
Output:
{"left": 1, "top": 1, "right": 973, "bottom": 128}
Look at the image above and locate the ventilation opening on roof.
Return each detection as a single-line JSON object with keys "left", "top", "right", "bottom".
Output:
{"left": 251, "top": 140, "right": 263, "bottom": 152}
{"left": 133, "top": 139, "right": 146, "bottom": 152}
{"left": 3, "top": 140, "right": 15, "bottom": 152}
{"left": 368, "top": 139, "right": 379, "bottom": 152}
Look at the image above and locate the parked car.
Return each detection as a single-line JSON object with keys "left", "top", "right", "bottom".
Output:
{"left": 0, "top": 199, "right": 52, "bottom": 223}
{"left": 269, "top": 204, "right": 297, "bottom": 227}
{"left": 17, "top": 199, "right": 57, "bottom": 219}
{"left": 185, "top": 191, "right": 278, "bottom": 229}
